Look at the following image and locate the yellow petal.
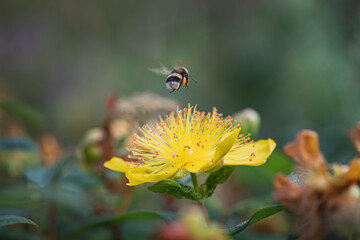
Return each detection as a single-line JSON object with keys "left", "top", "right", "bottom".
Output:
{"left": 184, "top": 159, "right": 213, "bottom": 173}
{"left": 185, "top": 128, "right": 240, "bottom": 173}
{"left": 104, "top": 157, "right": 130, "bottom": 172}
{"left": 104, "top": 158, "right": 181, "bottom": 185}
{"left": 124, "top": 173, "right": 146, "bottom": 186}
{"left": 125, "top": 166, "right": 178, "bottom": 186}
{"left": 213, "top": 128, "right": 241, "bottom": 164}
{"left": 223, "top": 138, "right": 276, "bottom": 166}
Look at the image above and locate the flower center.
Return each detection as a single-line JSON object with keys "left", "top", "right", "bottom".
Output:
{"left": 124, "top": 106, "right": 243, "bottom": 175}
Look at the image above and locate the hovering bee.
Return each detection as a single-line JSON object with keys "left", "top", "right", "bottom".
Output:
{"left": 149, "top": 65, "right": 195, "bottom": 93}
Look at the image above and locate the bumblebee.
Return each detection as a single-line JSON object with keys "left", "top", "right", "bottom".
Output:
{"left": 149, "top": 65, "right": 194, "bottom": 93}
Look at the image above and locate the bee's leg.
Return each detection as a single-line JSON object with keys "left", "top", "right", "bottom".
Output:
{"left": 172, "top": 86, "right": 181, "bottom": 93}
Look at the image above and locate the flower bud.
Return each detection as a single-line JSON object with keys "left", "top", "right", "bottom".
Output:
{"left": 233, "top": 108, "right": 261, "bottom": 137}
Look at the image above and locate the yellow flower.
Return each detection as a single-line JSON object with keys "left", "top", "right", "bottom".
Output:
{"left": 105, "top": 106, "right": 276, "bottom": 186}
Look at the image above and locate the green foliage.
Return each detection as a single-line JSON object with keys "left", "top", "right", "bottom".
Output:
{"left": 0, "top": 152, "right": 40, "bottom": 179}
{"left": 0, "top": 215, "right": 38, "bottom": 228}
{"left": 230, "top": 196, "right": 276, "bottom": 215}
{"left": 224, "top": 205, "right": 284, "bottom": 236}
{"left": 148, "top": 180, "right": 201, "bottom": 200}
{"left": 63, "top": 211, "right": 176, "bottom": 239}
{"left": 0, "top": 185, "right": 39, "bottom": 209}
{"left": 24, "top": 164, "right": 60, "bottom": 188}
{"left": 0, "top": 229, "right": 40, "bottom": 240}
{"left": 148, "top": 166, "right": 236, "bottom": 201}
{"left": 0, "top": 159, "right": 96, "bottom": 215}
{"left": 0, "top": 136, "right": 38, "bottom": 152}
{"left": 24, "top": 155, "right": 75, "bottom": 187}
{"left": 204, "top": 166, "right": 234, "bottom": 198}
{"left": 0, "top": 99, "right": 45, "bottom": 130}
{"left": 0, "top": 136, "right": 41, "bottom": 178}
{"left": 0, "top": 155, "right": 96, "bottom": 223}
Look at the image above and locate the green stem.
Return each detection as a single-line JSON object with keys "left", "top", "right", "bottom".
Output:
{"left": 190, "top": 173, "right": 211, "bottom": 227}
{"left": 190, "top": 173, "right": 198, "bottom": 192}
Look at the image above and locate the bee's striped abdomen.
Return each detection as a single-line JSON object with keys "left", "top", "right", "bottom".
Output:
{"left": 166, "top": 73, "right": 182, "bottom": 92}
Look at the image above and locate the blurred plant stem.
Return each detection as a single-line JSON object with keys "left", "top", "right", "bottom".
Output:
{"left": 200, "top": 202, "right": 211, "bottom": 227}
{"left": 191, "top": 173, "right": 211, "bottom": 227}
{"left": 109, "top": 225, "right": 123, "bottom": 240}
{"left": 114, "top": 184, "right": 133, "bottom": 215}
{"left": 92, "top": 197, "right": 124, "bottom": 240}
{"left": 47, "top": 202, "right": 56, "bottom": 240}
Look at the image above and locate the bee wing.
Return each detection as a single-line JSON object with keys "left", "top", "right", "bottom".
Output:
{"left": 148, "top": 64, "right": 172, "bottom": 76}
{"left": 189, "top": 75, "right": 198, "bottom": 83}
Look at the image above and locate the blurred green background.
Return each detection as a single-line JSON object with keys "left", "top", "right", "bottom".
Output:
{"left": 1, "top": 0, "right": 360, "bottom": 160}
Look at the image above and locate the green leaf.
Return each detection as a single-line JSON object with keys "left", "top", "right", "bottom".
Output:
{"left": 148, "top": 180, "right": 201, "bottom": 200}
{"left": 0, "top": 215, "right": 38, "bottom": 228}
{"left": 0, "top": 229, "right": 41, "bottom": 240}
{"left": 24, "top": 155, "right": 73, "bottom": 187}
{"left": 24, "top": 167, "right": 57, "bottom": 188}
{"left": 43, "top": 182, "right": 94, "bottom": 215}
{"left": 0, "top": 186, "right": 40, "bottom": 209}
{"left": 0, "top": 136, "right": 38, "bottom": 152}
{"left": 287, "top": 234, "right": 299, "bottom": 240}
{"left": 224, "top": 205, "right": 284, "bottom": 236}
{"left": 110, "top": 211, "right": 175, "bottom": 222}
{"left": 204, "top": 166, "right": 234, "bottom": 198}
{"left": 0, "top": 99, "right": 45, "bottom": 129}
{"left": 230, "top": 196, "right": 277, "bottom": 215}
{"left": 62, "top": 211, "right": 176, "bottom": 239}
